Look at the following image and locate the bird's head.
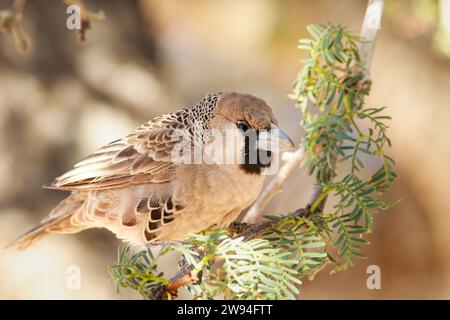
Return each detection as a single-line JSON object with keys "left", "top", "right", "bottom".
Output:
{"left": 187, "top": 92, "right": 295, "bottom": 174}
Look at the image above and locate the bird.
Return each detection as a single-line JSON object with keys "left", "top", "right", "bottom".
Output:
{"left": 10, "top": 92, "right": 295, "bottom": 250}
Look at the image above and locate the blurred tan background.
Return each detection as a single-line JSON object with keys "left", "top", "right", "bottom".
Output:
{"left": 0, "top": 0, "right": 449, "bottom": 299}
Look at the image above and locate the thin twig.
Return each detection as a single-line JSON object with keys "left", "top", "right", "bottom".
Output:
{"left": 0, "top": 0, "right": 28, "bottom": 52}
{"left": 152, "top": 250, "right": 203, "bottom": 300}
{"left": 359, "top": 0, "right": 384, "bottom": 80}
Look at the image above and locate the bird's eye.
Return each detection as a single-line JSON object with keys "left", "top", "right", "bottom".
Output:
{"left": 237, "top": 121, "right": 250, "bottom": 132}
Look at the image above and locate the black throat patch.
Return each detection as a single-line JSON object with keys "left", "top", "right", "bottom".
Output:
{"left": 240, "top": 131, "right": 272, "bottom": 174}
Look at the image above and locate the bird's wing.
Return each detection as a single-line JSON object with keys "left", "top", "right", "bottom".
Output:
{"left": 48, "top": 112, "right": 188, "bottom": 191}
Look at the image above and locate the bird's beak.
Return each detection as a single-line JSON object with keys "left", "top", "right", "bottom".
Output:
{"left": 270, "top": 123, "right": 296, "bottom": 151}
{"left": 258, "top": 124, "right": 296, "bottom": 152}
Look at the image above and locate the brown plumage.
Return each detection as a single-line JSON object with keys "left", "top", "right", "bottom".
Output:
{"left": 10, "top": 92, "right": 294, "bottom": 249}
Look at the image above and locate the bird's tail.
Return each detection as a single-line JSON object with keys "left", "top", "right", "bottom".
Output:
{"left": 7, "top": 193, "right": 85, "bottom": 250}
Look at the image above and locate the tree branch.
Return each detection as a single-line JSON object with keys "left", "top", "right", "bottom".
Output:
{"left": 359, "top": 0, "right": 384, "bottom": 80}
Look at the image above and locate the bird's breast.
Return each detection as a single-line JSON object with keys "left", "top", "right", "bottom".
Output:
{"left": 175, "top": 164, "right": 265, "bottom": 216}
